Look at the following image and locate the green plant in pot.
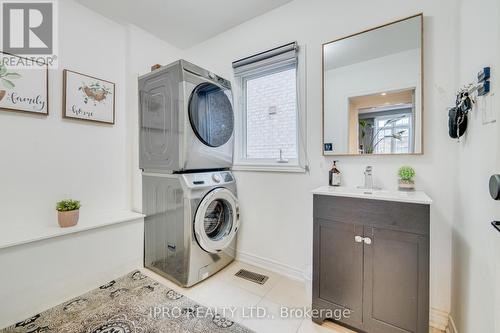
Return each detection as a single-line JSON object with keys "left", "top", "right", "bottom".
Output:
{"left": 398, "top": 166, "right": 416, "bottom": 191}
{"left": 56, "top": 199, "right": 81, "bottom": 228}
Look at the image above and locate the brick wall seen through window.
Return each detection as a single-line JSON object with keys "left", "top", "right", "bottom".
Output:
{"left": 245, "top": 67, "right": 297, "bottom": 160}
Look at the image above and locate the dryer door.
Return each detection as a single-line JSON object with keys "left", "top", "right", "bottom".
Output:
{"left": 194, "top": 188, "right": 239, "bottom": 253}
{"left": 188, "top": 82, "right": 234, "bottom": 148}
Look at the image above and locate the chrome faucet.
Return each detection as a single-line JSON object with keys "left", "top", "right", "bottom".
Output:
{"left": 364, "top": 166, "right": 373, "bottom": 189}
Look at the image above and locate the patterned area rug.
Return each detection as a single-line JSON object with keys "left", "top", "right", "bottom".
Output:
{"left": 1, "top": 270, "right": 254, "bottom": 333}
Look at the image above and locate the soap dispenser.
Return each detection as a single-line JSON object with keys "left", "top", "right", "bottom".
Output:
{"left": 329, "top": 160, "right": 341, "bottom": 186}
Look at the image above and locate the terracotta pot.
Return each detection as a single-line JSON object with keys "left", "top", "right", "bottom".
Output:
{"left": 0, "top": 90, "right": 5, "bottom": 101}
{"left": 398, "top": 179, "right": 415, "bottom": 191}
{"left": 58, "top": 209, "right": 79, "bottom": 228}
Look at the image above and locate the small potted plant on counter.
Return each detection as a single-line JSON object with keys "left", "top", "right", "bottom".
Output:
{"left": 56, "top": 199, "right": 81, "bottom": 228}
{"left": 398, "top": 166, "right": 416, "bottom": 191}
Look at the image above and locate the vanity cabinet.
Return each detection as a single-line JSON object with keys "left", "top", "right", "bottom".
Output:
{"left": 312, "top": 193, "right": 430, "bottom": 333}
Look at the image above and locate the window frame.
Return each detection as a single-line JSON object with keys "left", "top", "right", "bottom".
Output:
{"left": 373, "top": 114, "right": 413, "bottom": 154}
{"left": 233, "top": 47, "right": 306, "bottom": 173}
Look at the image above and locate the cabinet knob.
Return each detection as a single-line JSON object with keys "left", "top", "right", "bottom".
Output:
{"left": 363, "top": 237, "right": 372, "bottom": 245}
{"left": 354, "top": 235, "right": 363, "bottom": 243}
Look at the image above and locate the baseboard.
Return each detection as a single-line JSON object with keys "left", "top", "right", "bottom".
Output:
{"left": 446, "top": 315, "right": 458, "bottom": 333}
{"left": 430, "top": 307, "right": 450, "bottom": 331}
{"left": 236, "top": 250, "right": 305, "bottom": 281}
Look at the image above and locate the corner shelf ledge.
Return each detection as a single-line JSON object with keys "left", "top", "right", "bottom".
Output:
{"left": 0, "top": 210, "right": 145, "bottom": 250}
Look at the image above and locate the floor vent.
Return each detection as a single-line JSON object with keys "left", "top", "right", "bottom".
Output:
{"left": 235, "top": 269, "right": 269, "bottom": 285}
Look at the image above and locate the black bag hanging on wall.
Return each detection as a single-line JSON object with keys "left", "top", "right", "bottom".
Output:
{"left": 448, "top": 106, "right": 468, "bottom": 138}
{"left": 448, "top": 91, "right": 472, "bottom": 139}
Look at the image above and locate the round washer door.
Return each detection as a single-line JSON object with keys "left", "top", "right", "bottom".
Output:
{"left": 194, "top": 188, "right": 239, "bottom": 253}
{"left": 188, "top": 82, "right": 234, "bottom": 148}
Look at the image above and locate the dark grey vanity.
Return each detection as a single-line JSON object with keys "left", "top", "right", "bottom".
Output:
{"left": 312, "top": 186, "right": 431, "bottom": 333}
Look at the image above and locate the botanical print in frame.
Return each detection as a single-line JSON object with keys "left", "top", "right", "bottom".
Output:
{"left": 0, "top": 52, "right": 49, "bottom": 115}
{"left": 63, "top": 69, "right": 115, "bottom": 124}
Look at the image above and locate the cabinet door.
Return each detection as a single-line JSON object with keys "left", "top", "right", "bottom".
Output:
{"left": 363, "top": 227, "right": 429, "bottom": 333}
{"left": 313, "top": 219, "right": 364, "bottom": 325}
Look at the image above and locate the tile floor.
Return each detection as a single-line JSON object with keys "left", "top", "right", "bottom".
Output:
{"left": 142, "top": 261, "right": 445, "bottom": 333}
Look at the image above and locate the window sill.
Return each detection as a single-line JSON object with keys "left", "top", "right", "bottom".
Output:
{"left": 232, "top": 164, "right": 307, "bottom": 173}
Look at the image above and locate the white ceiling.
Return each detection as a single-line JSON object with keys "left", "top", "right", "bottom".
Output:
{"left": 324, "top": 16, "right": 421, "bottom": 70}
{"left": 75, "top": 0, "right": 294, "bottom": 49}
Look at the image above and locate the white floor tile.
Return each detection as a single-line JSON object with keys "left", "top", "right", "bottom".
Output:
{"left": 241, "top": 298, "right": 304, "bottom": 333}
{"left": 264, "top": 276, "right": 309, "bottom": 308}
{"left": 186, "top": 279, "right": 262, "bottom": 322}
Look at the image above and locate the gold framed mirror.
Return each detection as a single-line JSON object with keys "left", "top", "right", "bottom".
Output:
{"left": 322, "top": 14, "right": 423, "bottom": 156}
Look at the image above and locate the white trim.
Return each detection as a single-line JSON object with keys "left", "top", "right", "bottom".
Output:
{"left": 430, "top": 307, "right": 450, "bottom": 331}
{"left": 236, "top": 250, "right": 305, "bottom": 281}
{"left": 232, "top": 164, "right": 306, "bottom": 173}
{"left": 0, "top": 210, "right": 145, "bottom": 250}
{"left": 446, "top": 315, "right": 458, "bottom": 333}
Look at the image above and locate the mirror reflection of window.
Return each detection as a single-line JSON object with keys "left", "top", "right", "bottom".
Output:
{"left": 322, "top": 14, "right": 422, "bottom": 155}
{"left": 352, "top": 88, "right": 415, "bottom": 154}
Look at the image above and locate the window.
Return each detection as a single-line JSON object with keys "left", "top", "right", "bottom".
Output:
{"left": 374, "top": 113, "right": 412, "bottom": 154}
{"left": 232, "top": 42, "right": 306, "bottom": 172}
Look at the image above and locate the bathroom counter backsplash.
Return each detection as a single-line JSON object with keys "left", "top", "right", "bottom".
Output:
{"left": 311, "top": 186, "right": 432, "bottom": 205}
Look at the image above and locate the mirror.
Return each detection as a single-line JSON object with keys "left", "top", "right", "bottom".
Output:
{"left": 322, "top": 14, "right": 423, "bottom": 155}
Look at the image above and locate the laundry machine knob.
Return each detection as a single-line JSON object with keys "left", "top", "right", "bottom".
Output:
{"left": 212, "top": 174, "right": 221, "bottom": 183}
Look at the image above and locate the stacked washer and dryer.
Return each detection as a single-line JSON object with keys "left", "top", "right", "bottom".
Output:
{"left": 139, "top": 60, "right": 239, "bottom": 287}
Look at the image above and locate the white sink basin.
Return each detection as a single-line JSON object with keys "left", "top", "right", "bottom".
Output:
{"left": 311, "top": 186, "right": 432, "bottom": 205}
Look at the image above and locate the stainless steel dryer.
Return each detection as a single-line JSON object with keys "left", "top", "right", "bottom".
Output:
{"left": 142, "top": 171, "right": 239, "bottom": 287}
{"left": 139, "top": 60, "right": 234, "bottom": 173}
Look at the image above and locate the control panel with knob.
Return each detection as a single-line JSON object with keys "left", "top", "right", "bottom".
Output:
{"left": 212, "top": 173, "right": 222, "bottom": 183}
{"left": 183, "top": 171, "right": 235, "bottom": 188}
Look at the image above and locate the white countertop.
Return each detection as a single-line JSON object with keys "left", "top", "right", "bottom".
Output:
{"left": 311, "top": 186, "right": 432, "bottom": 205}
{"left": 0, "top": 210, "right": 145, "bottom": 250}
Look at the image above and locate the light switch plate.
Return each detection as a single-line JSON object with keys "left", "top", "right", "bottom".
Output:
{"left": 481, "top": 92, "right": 496, "bottom": 125}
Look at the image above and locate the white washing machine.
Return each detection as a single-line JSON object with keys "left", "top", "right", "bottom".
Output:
{"left": 142, "top": 171, "right": 239, "bottom": 287}
{"left": 138, "top": 60, "right": 234, "bottom": 173}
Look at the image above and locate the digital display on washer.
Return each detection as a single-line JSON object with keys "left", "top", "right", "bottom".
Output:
{"left": 221, "top": 172, "right": 233, "bottom": 182}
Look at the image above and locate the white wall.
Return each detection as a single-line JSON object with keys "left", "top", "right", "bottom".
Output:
{"left": 0, "top": 1, "right": 179, "bottom": 327}
{"left": 181, "top": 0, "right": 457, "bottom": 315}
{"left": 451, "top": 0, "right": 500, "bottom": 332}
{"left": 0, "top": 0, "right": 180, "bottom": 221}
{"left": 0, "top": 0, "right": 128, "bottom": 223}
{"left": 324, "top": 49, "right": 421, "bottom": 152}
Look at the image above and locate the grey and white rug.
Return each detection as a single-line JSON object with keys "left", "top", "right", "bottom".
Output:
{"left": 1, "top": 270, "right": 254, "bottom": 333}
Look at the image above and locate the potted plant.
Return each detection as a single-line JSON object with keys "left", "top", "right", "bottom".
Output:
{"left": 398, "top": 166, "right": 416, "bottom": 191}
{"left": 56, "top": 199, "right": 81, "bottom": 228}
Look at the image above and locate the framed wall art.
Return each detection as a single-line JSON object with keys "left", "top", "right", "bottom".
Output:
{"left": 0, "top": 52, "right": 49, "bottom": 115}
{"left": 63, "top": 69, "right": 115, "bottom": 124}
